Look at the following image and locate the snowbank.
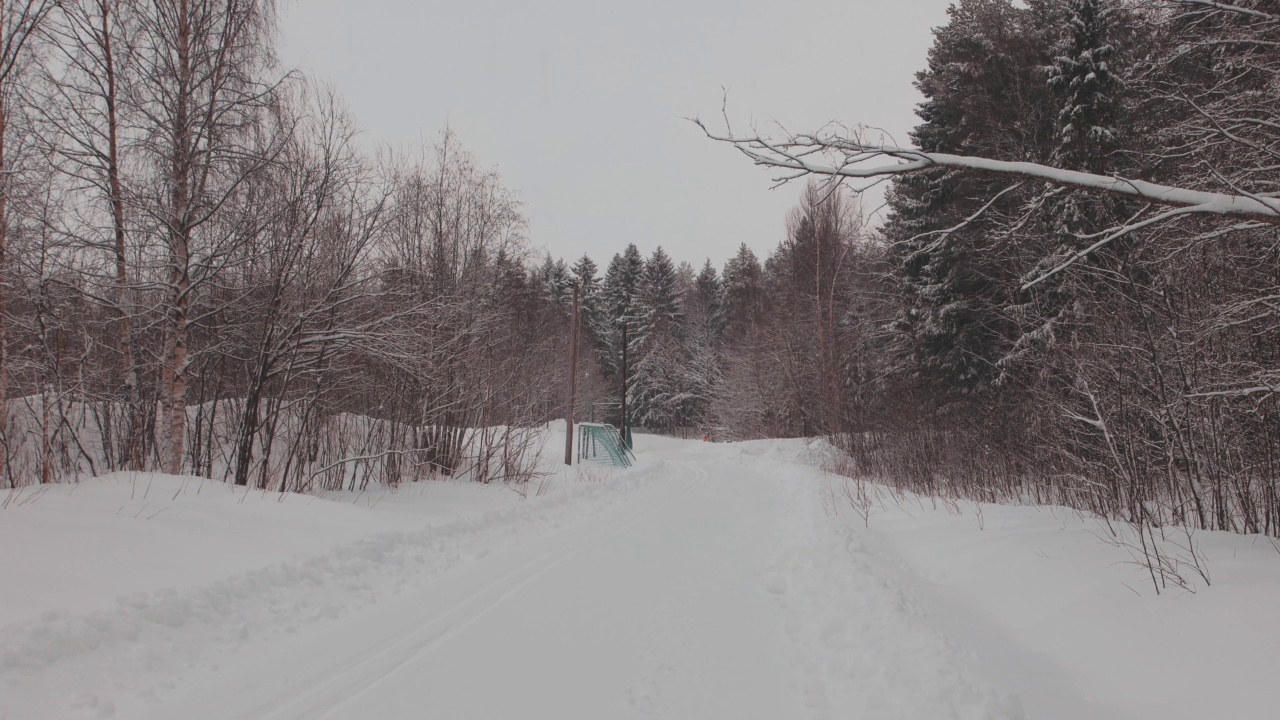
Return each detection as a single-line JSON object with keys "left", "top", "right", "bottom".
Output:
{"left": 751, "top": 436, "right": 1280, "bottom": 720}
{"left": 0, "top": 473, "right": 515, "bottom": 623}
{"left": 862, "top": 498, "right": 1280, "bottom": 720}
{"left": 0, "top": 427, "right": 670, "bottom": 720}
{"left": 6, "top": 431, "right": 1279, "bottom": 719}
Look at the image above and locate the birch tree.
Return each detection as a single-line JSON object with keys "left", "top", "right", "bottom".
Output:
{"left": 131, "top": 0, "right": 286, "bottom": 474}
{"left": 32, "top": 0, "right": 154, "bottom": 469}
{"left": 0, "top": 0, "right": 56, "bottom": 480}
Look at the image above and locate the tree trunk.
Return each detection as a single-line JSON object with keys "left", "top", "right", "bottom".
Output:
{"left": 100, "top": 0, "right": 145, "bottom": 471}
{"left": 160, "top": 0, "right": 193, "bottom": 476}
{"left": 0, "top": 11, "right": 9, "bottom": 485}
{"left": 565, "top": 283, "right": 579, "bottom": 465}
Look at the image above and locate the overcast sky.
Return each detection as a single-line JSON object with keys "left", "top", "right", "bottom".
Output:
{"left": 278, "top": 1, "right": 955, "bottom": 268}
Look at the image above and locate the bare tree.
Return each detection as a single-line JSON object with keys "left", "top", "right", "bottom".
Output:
{"left": 696, "top": 0, "right": 1280, "bottom": 552}
{"left": 31, "top": 0, "right": 155, "bottom": 470}
{"left": 0, "top": 1, "right": 56, "bottom": 480}
{"left": 129, "top": 0, "right": 287, "bottom": 474}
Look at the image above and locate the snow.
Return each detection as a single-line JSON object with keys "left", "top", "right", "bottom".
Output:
{"left": 699, "top": 123, "right": 1280, "bottom": 222}
{"left": 858, "top": 486, "right": 1280, "bottom": 720}
{"left": 753, "top": 439, "right": 1280, "bottom": 720}
{"left": 0, "top": 474, "right": 517, "bottom": 623}
{"left": 3, "top": 431, "right": 1279, "bottom": 719}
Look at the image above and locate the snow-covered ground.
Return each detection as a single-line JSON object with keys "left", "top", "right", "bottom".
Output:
{"left": 3, "top": 432, "right": 1278, "bottom": 719}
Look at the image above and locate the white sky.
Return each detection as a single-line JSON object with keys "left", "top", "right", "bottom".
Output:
{"left": 278, "top": 1, "right": 955, "bottom": 267}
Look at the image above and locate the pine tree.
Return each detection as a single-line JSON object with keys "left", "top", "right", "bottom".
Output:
{"left": 1039, "top": 0, "right": 1126, "bottom": 256}
{"left": 680, "top": 259, "right": 724, "bottom": 433}
{"left": 880, "top": 0, "right": 1061, "bottom": 395}
{"left": 572, "top": 254, "right": 606, "bottom": 348}
{"left": 675, "top": 260, "right": 696, "bottom": 301}
{"left": 696, "top": 259, "right": 720, "bottom": 297}
{"left": 540, "top": 254, "right": 572, "bottom": 305}
{"left": 692, "top": 259, "right": 722, "bottom": 327}
{"left": 602, "top": 244, "right": 644, "bottom": 328}
{"left": 1008, "top": 0, "right": 1128, "bottom": 374}
{"left": 629, "top": 332, "right": 683, "bottom": 432}
{"left": 1049, "top": 0, "right": 1120, "bottom": 175}
{"left": 720, "top": 244, "right": 764, "bottom": 341}
{"left": 636, "top": 246, "right": 683, "bottom": 345}
{"left": 572, "top": 254, "right": 600, "bottom": 296}
{"left": 598, "top": 244, "right": 644, "bottom": 382}
{"left": 627, "top": 247, "right": 686, "bottom": 429}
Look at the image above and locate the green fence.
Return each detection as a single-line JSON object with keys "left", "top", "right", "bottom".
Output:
{"left": 577, "top": 423, "right": 635, "bottom": 468}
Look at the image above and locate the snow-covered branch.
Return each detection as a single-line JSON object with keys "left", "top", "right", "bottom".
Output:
{"left": 694, "top": 121, "right": 1280, "bottom": 225}
{"left": 1163, "top": 0, "right": 1280, "bottom": 21}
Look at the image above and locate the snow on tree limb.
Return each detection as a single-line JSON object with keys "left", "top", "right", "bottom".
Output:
{"left": 1023, "top": 204, "right": 1200, "bottom": 289}
{"left": 1163, "top": 0, "right": 1280, "bottom": 21}
{"left": 693, "top": 120, "right": 1280, "bottom": 225}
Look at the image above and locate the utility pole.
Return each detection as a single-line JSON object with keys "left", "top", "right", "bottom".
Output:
{"left": 564, "top": 283, "right": 580, "bottom": 465}
{"left": 620, "top": 322, "right": 631, "bottom": 449}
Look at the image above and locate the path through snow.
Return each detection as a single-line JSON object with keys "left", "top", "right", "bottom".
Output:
{"left": 7, "top": 435, "right": 1277, "bottom": 718}
{"left": 136, "top": 441, "right": 1017, "bottom": 720}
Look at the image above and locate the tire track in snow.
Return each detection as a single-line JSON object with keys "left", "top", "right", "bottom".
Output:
{"left": 242, "top": 460, "right": 708, "bottom": 720}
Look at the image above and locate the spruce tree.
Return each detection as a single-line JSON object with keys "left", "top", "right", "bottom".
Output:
{"left": 602, "top": 243, "right": 644, "bottom": 327}
{"left": 681, "top": 259, "right": 724, "bottom": 433}
{"left": 572, "top": 254, "right": 607, "bottom": 348}
{"left": 627, "top": 247, "right": 686, "bottom": 428}
{"left": 693, "top": 259, "right": 722, "bottom": 327}
{"left": 598, "top": 244, "right": 645, "bottom": 413}
{"left": 540, "top": 255, "right": 573, "bottom": 305}
{"left": 1010, "top": 0, "right": 1127, "bottom": 373}
{"left": 629, "top": 333, "right": 683, "bottom": 432}
{"left": 880, "top": 0, "right": 1060, "bottom": 395}
{"left": 720, "top": 243, "right": 765, "bottom": 341}
{"left": 1049, "top": 0, "right": 1120, "bottom": 175}
{"left": 572, "top": 254, "right": 601, "bottom": 298}
{"left": 636, "top": 246, "right": 684, "bottom": 344}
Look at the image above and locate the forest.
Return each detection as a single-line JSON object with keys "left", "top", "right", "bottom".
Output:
{"left": 1, "top": 0, "right": 1278, "bottom": 548}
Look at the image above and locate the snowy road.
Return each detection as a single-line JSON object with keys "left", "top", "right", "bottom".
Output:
{"left": 124, "top": 439, "right": 1014, "bottom": 720}
{"left": 236, "top": 457, "right": 794, "bottom": 720}
{"left": 6, "top": 435, "right": 1279, "bottom": 719}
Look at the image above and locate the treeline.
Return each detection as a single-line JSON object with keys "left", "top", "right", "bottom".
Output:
{"left": 577, "top": 0, "right": 1280, "bottom": 544}
{"left": 6, "top": 0, "right": 1277, "bottom": 547}
{"left": 0, "top": 1, "right": 576, "bottom": 490}
{"left": 697, "top": 0, "right": 1280, "bottom": 541}
{"left": 543, "top": 181, "right": 868, "bottom": 443}
{"left": 863, "top": 0, "right": 1280, "bottom": 538}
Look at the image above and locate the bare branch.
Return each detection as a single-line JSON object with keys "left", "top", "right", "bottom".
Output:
{"left": 694, "top": 120, "right": 1280, "bottom": 225}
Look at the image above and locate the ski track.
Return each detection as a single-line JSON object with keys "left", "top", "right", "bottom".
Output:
{"left": 0, "top": 459, "right": 677, "bottom": 720}
{"left": 246, "top": 461, "right": 709, "bottom": 720}
{"left": 2, "top": 443, "right": 1026, "bottom": 719}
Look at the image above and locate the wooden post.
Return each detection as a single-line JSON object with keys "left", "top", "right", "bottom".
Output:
{"left": 620, "top": 322, "right": 629, "bottom": 449}
{"left": 564, "top": 283, "right": 580, "bottom": 465}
